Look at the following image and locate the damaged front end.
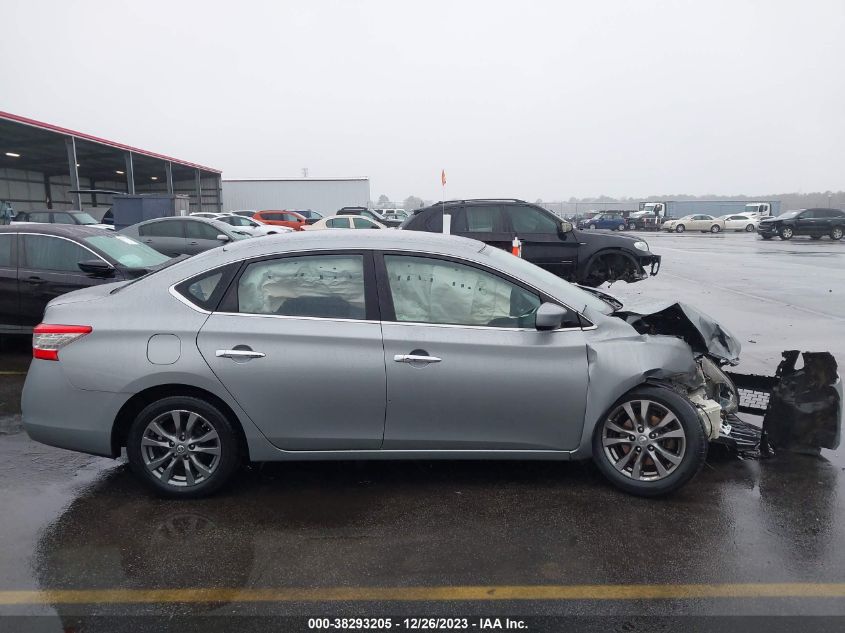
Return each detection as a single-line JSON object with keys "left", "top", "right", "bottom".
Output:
{"left": 611, "top": 302, "right": 843, "bottom": 457}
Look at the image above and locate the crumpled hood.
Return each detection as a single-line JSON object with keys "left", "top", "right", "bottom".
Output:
{"left": 613, "top": 302, "right": 742, "bottom": 363}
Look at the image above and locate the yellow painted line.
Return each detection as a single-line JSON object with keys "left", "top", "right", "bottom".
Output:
{"left": 0, "top": 371, "right": 26, "bottom": 376}
{"left": 3, "top": 583, "right": 845, "bottom": 605}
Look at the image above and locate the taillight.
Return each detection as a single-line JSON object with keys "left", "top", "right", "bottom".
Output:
{"left": 32, "top": 324, "right": 92, "bottom": 361}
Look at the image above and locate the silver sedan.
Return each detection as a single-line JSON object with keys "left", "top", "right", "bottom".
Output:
{"left": 22, "top": 231, "right": 743, "bottom": 498}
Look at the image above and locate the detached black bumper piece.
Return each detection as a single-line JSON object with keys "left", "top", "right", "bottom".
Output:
{"left": 726, "top": 351, "right": 843, "bottom": 456}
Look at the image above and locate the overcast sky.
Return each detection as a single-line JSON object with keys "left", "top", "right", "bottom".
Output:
{"left": 2, "top": 0, "right": 843, "bottom": 201}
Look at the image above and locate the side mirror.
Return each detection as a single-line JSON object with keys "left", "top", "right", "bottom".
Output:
{"left": 535, "top": 302, "right": 568, "bottom": 331}
{"left": 78, "top": 259, "right": 116, "bottom": 277}
{"left": 216, "top": 234, "right": 231, "bottom": 242}
{"left": 559, "top": 220, "right": 573, "bottom": 233}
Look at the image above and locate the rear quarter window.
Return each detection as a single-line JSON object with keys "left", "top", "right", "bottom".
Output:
{"left": 174, "top": 265, "right": 237, "bottom": 311}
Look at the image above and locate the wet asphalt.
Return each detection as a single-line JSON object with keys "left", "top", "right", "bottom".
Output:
{"left": 0, "top": 231, "right": 844, "bottom": 628}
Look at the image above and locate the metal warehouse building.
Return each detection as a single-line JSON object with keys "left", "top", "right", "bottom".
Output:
{"left": 223, "top": 177, "right": 370, "bottom": 215}
{"left": 0, "top": 111, "right": 222, "bottom": 214}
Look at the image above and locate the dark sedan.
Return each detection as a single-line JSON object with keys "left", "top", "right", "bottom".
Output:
{"left": 0, "top": 225, "right": 172, "bottom": 333}
{"left": 757, "top": 208, "right": 845, "bottom": 241}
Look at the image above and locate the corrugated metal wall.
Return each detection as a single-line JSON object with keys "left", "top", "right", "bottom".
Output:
{"left": 222, "top": 179, "right": 370, "bottom": 215}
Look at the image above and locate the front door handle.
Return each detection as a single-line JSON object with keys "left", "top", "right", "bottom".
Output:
{"left": 394, "top": 354, "right": 442, "bottom": 364}
{"left": 216, "top": 349, "right": 265, "bottom": 359}
{"left": 26, "top": 276, "right": 46, "bottom": 285}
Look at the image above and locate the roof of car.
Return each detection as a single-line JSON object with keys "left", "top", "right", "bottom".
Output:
{"left": 0, "top": 224, "right": 111, "bottom": 237}
{"left": 217, "top": 228, "right": 485, "bottom": 260}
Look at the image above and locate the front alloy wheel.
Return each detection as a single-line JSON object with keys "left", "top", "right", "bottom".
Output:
{"left": 710, "top": 224, "right": 721, "bottom": 233}
{"left": 592, "top": 386, "right": 707, "bottom": 496}
{"left": 780, "top": 226, "right": 794, "bottom": 240}
{"left": 675, "top": 224, "right": 685, "bottom": 233}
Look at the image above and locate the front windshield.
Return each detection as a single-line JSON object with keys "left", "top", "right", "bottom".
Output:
{"left": 777, "top": 210, "right": 800, "bottom": 219}
{"left": 84, "top": 234, "right": 170, "bottom": 268}
{"left": 478, "top": 245, "right": 613, "bottom": 315}
{"left": 72, "top": 212, "right": 99, "bottom": 225}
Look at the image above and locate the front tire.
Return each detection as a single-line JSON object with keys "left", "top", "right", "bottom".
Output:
{"left": 831, "top": 226, "right": 844, "bottom": 241}
{"left": 675, "top": 224, "right": 685, "bottom": 233}
{"left": 592, "top": 386, "right": 707, "bottom": 497}
{"left": 779, "top": 226, "right": 794, "bottom": 240}
{"left": 710, "top": 224, "right": 721, "bottom": 233}
{"left": 588, "top": 224, "right": 596, "bottom": 230}
{"left": 127, "top": 396, "right": 241, "bottom": 498}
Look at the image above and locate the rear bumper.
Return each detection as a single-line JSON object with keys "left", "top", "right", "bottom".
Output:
{"left": 21, "top": 360, "right": 128, "bottom": 457}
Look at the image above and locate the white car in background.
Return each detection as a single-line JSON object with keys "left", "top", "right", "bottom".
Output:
{"left": 191, "top": 212, "right": 293, "bottom": 236}
{"left": 662, "top": 214, "right": 725, "bottom": 233}
{"left": 718, "top": 213, "right": 759, "bottom": 232}
{"left": 304, "top": 215, "right": 388, "bottom": 230}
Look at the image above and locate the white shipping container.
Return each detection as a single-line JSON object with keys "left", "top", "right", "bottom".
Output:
{"left": 222, "top": 178, "right": 370, "bottom": 216}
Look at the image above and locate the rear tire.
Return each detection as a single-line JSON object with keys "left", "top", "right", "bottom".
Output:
{"left": 617, "top": 224, "right": 626, "bottom": 231}
{"left": 675, "top": 224, "right": 685, "bottom": 233}
{"left": 592, "top": 386, "right": 707, "bottom": 497}
{"left": 745, "top": 224, "right": 755, "bottom": 232}
{"left": 831, "top": 226, "right": 844, "bottom": 241}
{"left": 127, "top": 396, "right": 241, "bottom": 498}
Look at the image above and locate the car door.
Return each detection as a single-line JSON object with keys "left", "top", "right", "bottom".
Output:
{"left": 0, "top": 233, "right": 18, "bottom": 329}
{"left": 17, "top": 234, "right": 105, "bottom": 327}
{"left": 137, "top": 220, "right": 187, "bottom": 256}
{"left": 196, "top": 252, "right": 386, "bottom": 450}
{"left": 504, "top": 204, "right": 578, "bottom": 278}
{"left": 185, "top": 220, "right": 224, "bottom": 254}
{"left": 378, "top": 253, "right": 589, "bottom": 451}
{"left": 794, "top": 210, "right": 817, "bottom": 235}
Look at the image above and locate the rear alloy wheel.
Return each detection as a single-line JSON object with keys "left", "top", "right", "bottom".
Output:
{"left": 127, "top": 396, "right": 240, "bottom": 498}
{"left": 675, "top": 224, "right": 685, "bottom": 233}
{"left": 592, "top": 386, "right": 707, "bottom": 497}
{"left": 745, "top": 224, "right": 755, "bottom": 232}
{"left": 617, "top": 224, "right": 626, "bottom": 231}
{"left": 779, "top": 226, "right": 794, "bottom": 240}
{"left": 710, "top": 224, "right": 721, "bottom": 233}
{"left": 831, "top": 226, "right": 844, "bottom": 241}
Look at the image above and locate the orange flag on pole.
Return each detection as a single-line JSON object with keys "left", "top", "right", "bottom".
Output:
{"left": 441, "top": 169, "right": 446, "bottom": 187}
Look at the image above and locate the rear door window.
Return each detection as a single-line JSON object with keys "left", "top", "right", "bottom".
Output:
{"left": 237, "top": 254, "right": 366, "bottom": 319}
{"left": 27, "top": 212, "right": 51, "bottom": 223}
{"left": 353, "top": 217, "right": 376, "bottom": 229}
{"left": 326, "top": 217, "right": 349, "bottom": 228}
{"left": 464, "top": 206, "right": 504, "bottom": 233}
{"left": 139, "top": 221, "right": 185, "bottom": 238}
{"left": 21, "top": 235, "right": 92, "bottom": 272}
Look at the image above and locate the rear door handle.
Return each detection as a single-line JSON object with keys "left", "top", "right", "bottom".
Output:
{"left": 26, "top": 276, "right": 45, "bottom": 285}
{"left": 394, "top": 354, "right": 442, "bottom": 364}
{"left": 216, "top": 349, "right": 265, "bottom": 359}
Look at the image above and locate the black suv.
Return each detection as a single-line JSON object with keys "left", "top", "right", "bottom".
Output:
{"left": 336, "top": 206, "right": 403, "bottom": 228}
{"left": 757, "top": 208, "right": 845, "bottom": 241}
{"left": 401, "top": 199, "right": 661, "bottom": 286}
